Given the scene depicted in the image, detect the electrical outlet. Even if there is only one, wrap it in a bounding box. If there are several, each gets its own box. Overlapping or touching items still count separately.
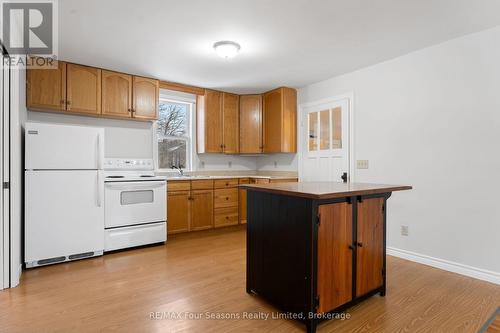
[274,161,278,168]
[401,225,409,236]
[357,160,369,169]
[228,161,232,168]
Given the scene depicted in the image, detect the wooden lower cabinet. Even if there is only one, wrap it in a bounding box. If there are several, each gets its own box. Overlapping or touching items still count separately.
[317,202,353,313]
[317,197,385,313]
[167,177,298,234]
[166,190,190,234]
[356,197,384,296]
[190,190,213,231]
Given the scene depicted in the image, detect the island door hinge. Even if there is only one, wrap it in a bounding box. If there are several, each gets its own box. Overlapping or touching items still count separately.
[315,295,320,309]
[382,268,385,276]
[316,214,321,226]
[2,182,9,189]
[382,204,385,214]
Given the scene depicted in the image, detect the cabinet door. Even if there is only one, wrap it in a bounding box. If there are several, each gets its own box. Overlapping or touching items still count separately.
[27,59,66,111]
[167,190,190,234]
[66,64,101,114]
[222,92,239,153]
[263,87,297,153]
[190,190,213,231]
[102,70,132,118]
[197,90,223,153]
[263,88,282,153]
[133,76,159,120]
[239,188,247,224]
[239,95,262,153]
[317,202,353,313]
[356,197,384,297]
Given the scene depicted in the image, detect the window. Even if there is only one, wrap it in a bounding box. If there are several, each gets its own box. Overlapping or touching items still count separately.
[156,98,193,170]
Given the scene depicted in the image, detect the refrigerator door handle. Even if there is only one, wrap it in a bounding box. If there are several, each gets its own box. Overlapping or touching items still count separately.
[96,172,102,207]
[96,134,101,169]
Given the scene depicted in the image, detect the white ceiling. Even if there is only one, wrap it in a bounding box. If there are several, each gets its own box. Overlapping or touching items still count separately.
[59,0,500,94]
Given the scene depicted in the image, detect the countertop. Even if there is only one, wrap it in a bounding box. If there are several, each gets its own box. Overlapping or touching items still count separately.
[165,175,299,181]
[240,182,412,199]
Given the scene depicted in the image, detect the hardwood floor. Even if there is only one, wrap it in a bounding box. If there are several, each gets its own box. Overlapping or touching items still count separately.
[1,226,499,333]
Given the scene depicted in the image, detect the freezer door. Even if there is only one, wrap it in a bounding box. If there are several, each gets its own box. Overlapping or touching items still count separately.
[25,122,104,170]
[25,170,104,263]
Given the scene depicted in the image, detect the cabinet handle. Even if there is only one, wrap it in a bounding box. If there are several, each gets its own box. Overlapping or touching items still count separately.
[225,216,229,220]
[348,245,355,250]
[66,101,71,105]
[60,99,65,105]
[357,242,363,247]
[225,197,229,200]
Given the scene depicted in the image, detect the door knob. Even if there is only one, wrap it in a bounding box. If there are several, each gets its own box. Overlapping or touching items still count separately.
[357,242,363,247]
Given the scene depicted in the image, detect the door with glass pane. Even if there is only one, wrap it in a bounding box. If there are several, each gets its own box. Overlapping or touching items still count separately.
[301,99,349,182]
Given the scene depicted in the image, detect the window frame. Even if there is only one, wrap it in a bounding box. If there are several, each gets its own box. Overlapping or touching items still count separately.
[154,94,196,172]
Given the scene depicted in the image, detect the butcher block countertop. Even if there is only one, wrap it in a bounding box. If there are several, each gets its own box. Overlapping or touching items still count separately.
[240,182,412,199]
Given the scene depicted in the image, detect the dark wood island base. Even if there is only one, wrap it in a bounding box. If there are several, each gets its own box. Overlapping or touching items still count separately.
[241,182,412,333]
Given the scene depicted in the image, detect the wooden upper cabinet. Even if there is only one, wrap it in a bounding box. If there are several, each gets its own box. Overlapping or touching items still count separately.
[239,95,262,154]
[222,93,239,154]
[27,59,66,111]
[263,87,297,153]
[66,64,101,115]
[197,89,223,153]
[356,197,384,297]
[102,70,132,118]
[132,76,159,120]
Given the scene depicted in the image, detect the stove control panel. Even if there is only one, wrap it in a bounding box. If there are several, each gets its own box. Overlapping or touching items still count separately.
[104,158,154,170]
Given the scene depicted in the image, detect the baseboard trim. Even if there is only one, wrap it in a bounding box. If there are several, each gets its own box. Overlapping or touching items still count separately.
[387,247,500,285]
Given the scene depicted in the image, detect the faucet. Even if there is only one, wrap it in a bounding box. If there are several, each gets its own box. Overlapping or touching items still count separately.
[171,165,184,176]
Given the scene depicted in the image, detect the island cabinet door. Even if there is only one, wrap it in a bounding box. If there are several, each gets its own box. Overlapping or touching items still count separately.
[356,197,385,297]
[317,202,353,313]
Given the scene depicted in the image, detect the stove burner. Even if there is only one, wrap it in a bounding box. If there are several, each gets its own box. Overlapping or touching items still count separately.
[140,175,154,177]
[106,175,125,178]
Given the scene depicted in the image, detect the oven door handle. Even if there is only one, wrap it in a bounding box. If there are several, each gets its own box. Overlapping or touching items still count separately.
[105,181,166,190]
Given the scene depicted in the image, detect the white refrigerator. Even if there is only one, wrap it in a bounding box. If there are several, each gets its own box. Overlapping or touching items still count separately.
[25,122,105,268]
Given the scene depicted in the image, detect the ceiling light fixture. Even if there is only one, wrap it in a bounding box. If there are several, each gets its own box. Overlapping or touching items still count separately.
[213,41,241,59]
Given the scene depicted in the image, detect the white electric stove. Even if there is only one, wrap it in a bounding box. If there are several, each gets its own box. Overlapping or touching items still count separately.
[103,158,167,251]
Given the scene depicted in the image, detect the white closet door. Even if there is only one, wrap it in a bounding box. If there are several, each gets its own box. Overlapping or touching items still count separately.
[1,53,11,289]
[301,99,350,182]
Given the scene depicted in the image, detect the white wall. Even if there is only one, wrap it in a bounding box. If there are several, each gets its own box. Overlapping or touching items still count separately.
[299,26,500,277]
[256,154,298,172]
[27,112,154,158]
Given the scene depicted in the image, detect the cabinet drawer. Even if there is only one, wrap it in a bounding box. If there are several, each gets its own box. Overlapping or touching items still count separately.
[214,207,239,227]
[191,179,214,190]
[238,178,250,184]
[250,178,270,184]
[214,188,238,208]
[214,178,239,189]
[167,180,191,192]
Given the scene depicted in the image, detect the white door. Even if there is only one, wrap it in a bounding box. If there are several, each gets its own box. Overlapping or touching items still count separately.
[25,122,104,170]
[25,170,105,265]
[1,52,10,289]
[300,98,350,182]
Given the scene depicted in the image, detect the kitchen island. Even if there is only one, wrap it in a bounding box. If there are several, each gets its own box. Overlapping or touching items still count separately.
[240,182,412,333]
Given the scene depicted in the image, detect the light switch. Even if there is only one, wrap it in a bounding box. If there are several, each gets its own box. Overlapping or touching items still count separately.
[357,160,369,169]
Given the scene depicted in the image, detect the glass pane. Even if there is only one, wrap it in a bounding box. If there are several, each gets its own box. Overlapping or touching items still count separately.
[308,112,318,151]
[319,109,330,150]
[158,139,187,169]
[157,101,188,137]
[121,190,154,205]
[332,107,342,149]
